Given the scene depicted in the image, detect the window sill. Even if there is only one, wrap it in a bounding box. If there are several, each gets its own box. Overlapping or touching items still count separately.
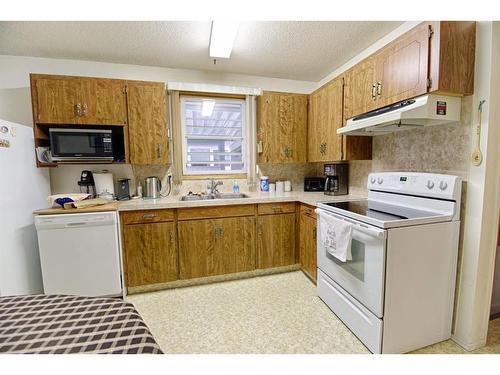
[182,173,247,181]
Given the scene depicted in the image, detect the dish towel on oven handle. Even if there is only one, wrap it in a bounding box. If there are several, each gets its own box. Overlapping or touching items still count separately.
[316,209,353,262]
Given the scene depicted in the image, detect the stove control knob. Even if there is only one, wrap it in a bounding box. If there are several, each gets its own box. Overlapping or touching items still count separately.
[439,181,448,191]
[370,177,376,184]
[426,180,435,189]
[377,177,383,185]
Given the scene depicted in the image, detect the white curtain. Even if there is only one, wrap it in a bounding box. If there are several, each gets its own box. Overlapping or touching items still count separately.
[246,95,258,189]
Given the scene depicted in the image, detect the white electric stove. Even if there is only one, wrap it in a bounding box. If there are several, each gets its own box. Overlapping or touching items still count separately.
[316,172,461,354]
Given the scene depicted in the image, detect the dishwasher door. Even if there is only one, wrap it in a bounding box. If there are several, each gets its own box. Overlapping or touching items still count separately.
[35,212,122,297]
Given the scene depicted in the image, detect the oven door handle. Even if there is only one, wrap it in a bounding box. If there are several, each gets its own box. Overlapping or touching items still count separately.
[315,209,387,240]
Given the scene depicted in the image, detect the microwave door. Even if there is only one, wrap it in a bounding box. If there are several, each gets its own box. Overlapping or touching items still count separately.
[50,129,114,161]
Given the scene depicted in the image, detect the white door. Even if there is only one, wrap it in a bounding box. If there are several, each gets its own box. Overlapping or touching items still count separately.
[316,209,387,317]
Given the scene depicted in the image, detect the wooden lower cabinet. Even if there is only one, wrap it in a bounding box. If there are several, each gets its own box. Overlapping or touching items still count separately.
[122,221,178,287]
[178,216,256,279]
[299,208,317,281]
[257,213,296,268]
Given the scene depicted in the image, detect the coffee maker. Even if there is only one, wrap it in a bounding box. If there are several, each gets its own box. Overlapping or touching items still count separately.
[324,163,348,196]
[78,170,96,198]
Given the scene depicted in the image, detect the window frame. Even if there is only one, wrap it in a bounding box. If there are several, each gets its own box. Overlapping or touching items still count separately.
[179,95,247,178]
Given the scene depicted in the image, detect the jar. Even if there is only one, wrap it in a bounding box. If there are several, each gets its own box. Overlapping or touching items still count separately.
[260,176,269,192]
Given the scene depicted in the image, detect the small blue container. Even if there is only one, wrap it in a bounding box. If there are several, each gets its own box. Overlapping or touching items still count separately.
[260,176,269,192]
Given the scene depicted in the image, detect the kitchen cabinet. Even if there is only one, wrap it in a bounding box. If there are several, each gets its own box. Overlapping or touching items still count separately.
[299,205,317,281]
[257,91,308,163]
[31,74,127,126]
[308,77,344,162]
[121,209,178,288]
[257,203,296,268]
[178,216,256,279]
[308,76,372,162]
[342,21,475,120]
[126,81,169,165]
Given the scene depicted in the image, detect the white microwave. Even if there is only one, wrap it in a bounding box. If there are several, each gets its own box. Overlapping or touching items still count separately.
[49,128,114,162]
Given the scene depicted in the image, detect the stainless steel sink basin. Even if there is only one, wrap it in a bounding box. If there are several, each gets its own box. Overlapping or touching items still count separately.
[180,193,249,201]
[215,193,249,199]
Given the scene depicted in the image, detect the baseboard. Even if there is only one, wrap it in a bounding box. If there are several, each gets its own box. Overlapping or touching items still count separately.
[451,333,487,351]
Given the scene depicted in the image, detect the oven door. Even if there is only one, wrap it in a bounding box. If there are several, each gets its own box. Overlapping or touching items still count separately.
[49,128,114,161]
[316,209,387,317]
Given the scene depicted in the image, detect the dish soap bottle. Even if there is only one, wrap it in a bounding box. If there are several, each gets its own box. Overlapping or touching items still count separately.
[232,180,240,194]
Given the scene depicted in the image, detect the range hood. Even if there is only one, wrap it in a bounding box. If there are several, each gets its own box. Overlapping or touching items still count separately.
[338,94,462,136]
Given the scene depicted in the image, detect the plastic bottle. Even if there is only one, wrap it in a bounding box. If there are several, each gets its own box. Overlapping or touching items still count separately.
[232,180,240,193]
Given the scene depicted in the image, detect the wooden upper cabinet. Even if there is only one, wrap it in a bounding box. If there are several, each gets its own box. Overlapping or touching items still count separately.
[376,22,430,107]
[31,74,127,125]
[308,77,344,162]
[342,21,475,120]
[257,91,308,163]
[127,81,169,165]
[83,78,127,125]
[343,58,378,120]
[33,75,82,124]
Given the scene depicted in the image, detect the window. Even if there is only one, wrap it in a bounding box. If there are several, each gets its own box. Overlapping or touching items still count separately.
[180,96,246,176]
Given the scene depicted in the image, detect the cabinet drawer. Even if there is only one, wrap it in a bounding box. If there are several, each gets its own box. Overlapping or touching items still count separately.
[177,204,256,220]
[258,202,296,215]
[300,204,317,219]
[121,209,174,224]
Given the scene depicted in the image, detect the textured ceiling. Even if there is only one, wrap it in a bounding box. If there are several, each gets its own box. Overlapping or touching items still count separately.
[0,21,403,81]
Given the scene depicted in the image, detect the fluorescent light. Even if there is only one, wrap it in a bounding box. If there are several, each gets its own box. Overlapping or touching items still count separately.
[202,100,216,117]
[209,21,240,58]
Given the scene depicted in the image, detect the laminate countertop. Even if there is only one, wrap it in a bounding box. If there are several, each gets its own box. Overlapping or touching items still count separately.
[34,191,365,215]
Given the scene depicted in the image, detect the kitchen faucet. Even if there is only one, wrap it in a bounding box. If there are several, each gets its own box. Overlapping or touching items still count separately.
[207,179,224,195]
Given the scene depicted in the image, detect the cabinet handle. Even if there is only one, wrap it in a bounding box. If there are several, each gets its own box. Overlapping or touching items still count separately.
[371,84,377,99]
[313,227,317,240]
[169,229,175,244]
[213,226,224,239]
[257,223,263,235]
[74,103,82,116]
[142,213,158,219]
[376,81,382,97]
[157,144,162,158]
[272,206,283,213]
[81,103,88,116]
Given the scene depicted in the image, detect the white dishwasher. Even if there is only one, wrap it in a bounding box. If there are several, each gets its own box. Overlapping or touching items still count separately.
[35,211,122,297]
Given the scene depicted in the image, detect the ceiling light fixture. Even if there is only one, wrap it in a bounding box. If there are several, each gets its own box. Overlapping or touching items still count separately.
[209,21,240,58]
[202,100,216,117]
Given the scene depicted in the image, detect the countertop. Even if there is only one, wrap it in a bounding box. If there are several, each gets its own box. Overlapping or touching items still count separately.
[34,191,365,215]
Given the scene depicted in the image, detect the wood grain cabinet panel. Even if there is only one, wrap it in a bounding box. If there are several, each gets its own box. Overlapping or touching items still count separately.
[257,213,296,269]
[34,76,82,124]
[299,207,317,281]
[376,22,430,107]
[257,91,308,163]
[127,81,169,165]
[343,58,378,120]
[83,78,127,125]
[178,217,256,279]
[122,221,178,288]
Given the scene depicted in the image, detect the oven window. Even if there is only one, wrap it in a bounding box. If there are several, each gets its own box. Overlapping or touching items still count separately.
[330,239,365,281]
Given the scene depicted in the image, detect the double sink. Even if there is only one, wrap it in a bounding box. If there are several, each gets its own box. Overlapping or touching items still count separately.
[180,193,250,201]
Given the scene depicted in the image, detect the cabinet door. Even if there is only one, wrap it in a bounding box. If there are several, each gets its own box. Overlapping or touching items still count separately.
[307,78,343,162]
[258,91,307,163]
[343,58,377,119]
[376,22,430,107]
[123,221,178,287]
[34,76,82,124]
[127,81,169,165]
[216,217,256,275]
[178,217,256,279]
[80,78,127,125]
[257,213,296,268]
[299,212,317,280]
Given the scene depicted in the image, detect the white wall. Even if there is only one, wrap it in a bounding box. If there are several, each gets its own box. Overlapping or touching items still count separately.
[452,21,500,350]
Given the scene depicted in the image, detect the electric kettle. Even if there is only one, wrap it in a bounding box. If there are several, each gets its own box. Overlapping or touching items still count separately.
[144,176,162,199]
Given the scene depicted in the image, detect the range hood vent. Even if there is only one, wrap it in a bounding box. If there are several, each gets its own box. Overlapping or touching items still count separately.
[338,94,461,136]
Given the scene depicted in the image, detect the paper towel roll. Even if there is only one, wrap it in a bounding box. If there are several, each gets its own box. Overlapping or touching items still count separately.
[94,172,115,200]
